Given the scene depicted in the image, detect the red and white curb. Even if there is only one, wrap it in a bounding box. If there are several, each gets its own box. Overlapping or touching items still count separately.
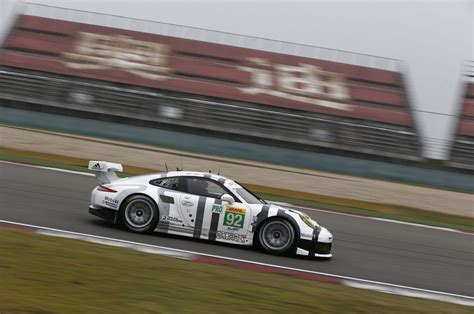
[1,220,473,307]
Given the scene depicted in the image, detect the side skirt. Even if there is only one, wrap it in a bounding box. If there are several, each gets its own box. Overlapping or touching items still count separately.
[155,223,253,246]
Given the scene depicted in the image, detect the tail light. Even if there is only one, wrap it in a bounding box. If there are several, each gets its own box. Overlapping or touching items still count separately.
[97,185,117,193]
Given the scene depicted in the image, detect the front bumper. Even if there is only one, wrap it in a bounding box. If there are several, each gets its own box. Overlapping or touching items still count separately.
[89,205,118,224]
[296,227,333,258]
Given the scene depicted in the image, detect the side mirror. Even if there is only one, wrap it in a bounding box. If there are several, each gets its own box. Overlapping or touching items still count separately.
[221,194,235,204]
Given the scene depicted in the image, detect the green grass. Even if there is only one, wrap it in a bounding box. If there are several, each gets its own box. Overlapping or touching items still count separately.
[1,148,473,232]
[0,228,471,313]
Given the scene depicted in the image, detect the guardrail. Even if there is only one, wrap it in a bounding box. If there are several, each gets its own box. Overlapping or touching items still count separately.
[0,68,420,161]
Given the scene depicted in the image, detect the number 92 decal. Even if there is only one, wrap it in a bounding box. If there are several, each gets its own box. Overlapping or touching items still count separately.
[223,207,246,228]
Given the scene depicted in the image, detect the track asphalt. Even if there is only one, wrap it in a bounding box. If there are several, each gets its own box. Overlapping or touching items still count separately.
[1,162,472,296]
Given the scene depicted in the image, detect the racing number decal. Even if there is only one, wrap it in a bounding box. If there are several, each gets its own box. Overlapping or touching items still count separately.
[223,207,246,228]
[224,213,243,227]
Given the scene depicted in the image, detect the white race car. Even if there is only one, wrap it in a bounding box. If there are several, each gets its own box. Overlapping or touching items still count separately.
[88,161,333,257]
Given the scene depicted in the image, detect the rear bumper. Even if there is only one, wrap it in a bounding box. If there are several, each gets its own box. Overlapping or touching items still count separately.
[89,205,118,224]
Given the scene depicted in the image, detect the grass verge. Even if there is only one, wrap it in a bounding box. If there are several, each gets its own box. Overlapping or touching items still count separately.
[1,148,473,232]
[0,227,471,313]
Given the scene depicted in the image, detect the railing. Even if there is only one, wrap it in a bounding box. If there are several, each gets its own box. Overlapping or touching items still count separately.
[0,68,420,160]
[15,2,401,71]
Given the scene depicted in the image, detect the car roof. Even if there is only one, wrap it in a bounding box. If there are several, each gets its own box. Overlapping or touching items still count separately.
[128,171,231,182]
[164,171,231,182]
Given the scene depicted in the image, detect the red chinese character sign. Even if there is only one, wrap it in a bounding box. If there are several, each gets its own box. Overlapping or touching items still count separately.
[0,15,413,126]
[62,32,170,81]
[239,58,351,111]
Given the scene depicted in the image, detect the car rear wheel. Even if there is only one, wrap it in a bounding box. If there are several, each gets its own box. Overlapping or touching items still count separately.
[121,195,159,233]
[258,218,295,255]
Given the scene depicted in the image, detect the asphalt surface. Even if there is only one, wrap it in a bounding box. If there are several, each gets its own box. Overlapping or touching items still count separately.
[1,162,472,296]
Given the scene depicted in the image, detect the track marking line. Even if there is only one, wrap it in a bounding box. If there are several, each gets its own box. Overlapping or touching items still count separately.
[2,160,472,235]
[0,160,94,177]
[271,202,473,235]
[0,219,473,306]
[344,281,474,307]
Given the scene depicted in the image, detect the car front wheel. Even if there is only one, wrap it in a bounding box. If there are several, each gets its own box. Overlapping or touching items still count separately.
[258,218,295,255]
[121,195,159,233]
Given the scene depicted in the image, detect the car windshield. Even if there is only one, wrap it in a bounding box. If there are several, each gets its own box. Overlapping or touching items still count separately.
[235,185,266,204]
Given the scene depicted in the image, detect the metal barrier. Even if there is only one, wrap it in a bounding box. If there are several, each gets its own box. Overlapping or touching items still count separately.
[0,68,420,160]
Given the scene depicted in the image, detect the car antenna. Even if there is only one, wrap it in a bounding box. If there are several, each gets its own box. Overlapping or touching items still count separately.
[209,169,212,173]
[179,144,184,171]
[217,166,220,175]
[165,163,169,172]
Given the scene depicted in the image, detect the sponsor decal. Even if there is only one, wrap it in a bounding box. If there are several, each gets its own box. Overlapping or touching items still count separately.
[226,207,246,214]
[62,32,170,81]
[91,162,102,170]
[223,207,246,229]
[250,215,258,228]
[216,231,246,244]
[103,196,118,209]
[225,226,240,232]
[227,181,241,188]
[212,204,223,214]
[161,215,182,223]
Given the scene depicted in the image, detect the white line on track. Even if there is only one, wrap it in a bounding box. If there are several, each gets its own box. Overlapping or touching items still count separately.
[273,202,471,234]
[1,160,472,235]
[0,160,94,176]
[0,219,472,306]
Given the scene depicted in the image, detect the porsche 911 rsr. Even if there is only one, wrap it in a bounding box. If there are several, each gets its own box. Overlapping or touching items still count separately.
[88,161,333,257]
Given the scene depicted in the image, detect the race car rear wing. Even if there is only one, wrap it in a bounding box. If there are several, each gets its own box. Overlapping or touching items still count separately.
[88,161,123,184]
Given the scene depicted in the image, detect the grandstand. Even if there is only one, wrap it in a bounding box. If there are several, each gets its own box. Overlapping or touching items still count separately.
[0,4,421,161]
[449,61,474,170]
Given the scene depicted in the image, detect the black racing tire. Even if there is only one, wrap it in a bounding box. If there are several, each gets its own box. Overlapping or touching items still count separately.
[257,218,296,255]
[120,195,159,233]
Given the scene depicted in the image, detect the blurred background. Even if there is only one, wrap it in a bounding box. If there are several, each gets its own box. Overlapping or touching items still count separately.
[0,0,473,312]
[0,0,473,180]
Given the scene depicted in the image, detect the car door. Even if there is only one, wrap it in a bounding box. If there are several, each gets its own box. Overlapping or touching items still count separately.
[151,177,188,233]
[178,177,251,243]
[177,177,220,238]
[215,199,252,244]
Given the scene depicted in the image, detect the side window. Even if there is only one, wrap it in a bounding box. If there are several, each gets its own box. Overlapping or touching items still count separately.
[185,178,227,199]
[152,177,180,191]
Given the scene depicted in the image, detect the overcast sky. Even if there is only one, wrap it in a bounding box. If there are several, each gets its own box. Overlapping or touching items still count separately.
[1,0,472,159]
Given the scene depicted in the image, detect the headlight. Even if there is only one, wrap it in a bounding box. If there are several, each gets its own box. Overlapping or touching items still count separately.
[298,212,318,229]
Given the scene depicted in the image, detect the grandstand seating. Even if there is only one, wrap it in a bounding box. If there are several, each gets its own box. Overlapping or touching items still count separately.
[0,11,421,161]
[450,62,474,169]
